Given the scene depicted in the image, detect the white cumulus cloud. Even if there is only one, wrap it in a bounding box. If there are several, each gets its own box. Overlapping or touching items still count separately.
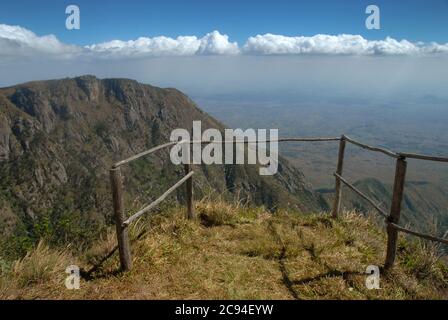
[197,31,240,55]
[0,25,239,61]
[0,24,81,59]
[0,23,447,62]
[86,35,199,57]
[86,30,239,58]
[243,33,448,56]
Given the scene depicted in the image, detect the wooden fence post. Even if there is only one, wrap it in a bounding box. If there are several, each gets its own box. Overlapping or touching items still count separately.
[110,167,132,271]
[384,156,407,270]
[184,163,194,219]
[332,136,346,218]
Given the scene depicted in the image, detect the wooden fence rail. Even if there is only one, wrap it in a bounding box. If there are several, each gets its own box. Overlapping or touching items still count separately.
[343,135,399,159]
[333,173,388,219]
[389,223,448,245]
[110,135,448,272]
[398,152,448,163]
[122,171,195,227]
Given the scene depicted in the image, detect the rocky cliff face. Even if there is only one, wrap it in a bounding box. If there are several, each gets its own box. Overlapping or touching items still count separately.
[0,76,327,254]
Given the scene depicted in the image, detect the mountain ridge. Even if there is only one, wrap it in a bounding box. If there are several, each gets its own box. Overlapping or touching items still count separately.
[0,75,327,257]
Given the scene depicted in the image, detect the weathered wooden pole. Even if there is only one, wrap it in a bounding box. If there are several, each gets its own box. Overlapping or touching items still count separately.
[184,163,194,220]
[384,156,407,270]
[332,136,346,218]
[110,167,132,271]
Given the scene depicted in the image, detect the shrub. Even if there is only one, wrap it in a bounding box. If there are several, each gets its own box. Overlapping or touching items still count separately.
[196,200,239,227]
[10,241,72,288]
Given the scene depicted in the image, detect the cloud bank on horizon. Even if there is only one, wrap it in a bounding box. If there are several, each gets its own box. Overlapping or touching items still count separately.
[1,23,447,100]
[1,23,448,61]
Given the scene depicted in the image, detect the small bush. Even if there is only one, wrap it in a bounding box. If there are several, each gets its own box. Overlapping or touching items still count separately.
[400,239,447,283]
[9,241,72,288]
[196,200,240,227]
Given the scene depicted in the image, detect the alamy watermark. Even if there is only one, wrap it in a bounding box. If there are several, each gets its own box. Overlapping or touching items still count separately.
[65,265,80,290]
[169,121,279,176]
[66,5,80,30]
[365,265,381,290]
[365,5,380,30]
[64,4,379,31]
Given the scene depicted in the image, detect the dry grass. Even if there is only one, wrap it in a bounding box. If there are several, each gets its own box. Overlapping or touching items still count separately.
[1,201,447,300]
[0,241,77,299]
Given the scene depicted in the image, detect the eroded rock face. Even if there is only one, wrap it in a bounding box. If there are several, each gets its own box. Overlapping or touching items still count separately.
[105,136,120,152]
[75,75,100,102]
[10,88,56,133]
[11,118,40,151]
[0,114,11,161]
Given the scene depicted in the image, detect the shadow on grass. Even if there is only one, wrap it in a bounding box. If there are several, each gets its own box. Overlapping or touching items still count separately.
[269,220,365,299]
[278,246,365,300]
[81,229,148,281]
[80,245,121,281]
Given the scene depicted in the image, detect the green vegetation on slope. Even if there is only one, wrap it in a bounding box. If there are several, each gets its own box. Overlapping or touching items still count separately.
[0,76,326,258]
[1,200,447,300]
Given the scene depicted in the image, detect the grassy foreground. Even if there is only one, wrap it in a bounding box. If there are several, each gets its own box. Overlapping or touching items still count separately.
[1,200,447,299]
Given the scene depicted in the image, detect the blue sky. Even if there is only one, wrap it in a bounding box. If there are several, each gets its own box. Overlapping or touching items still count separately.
[0,0,448,45]
[0,0,447,99]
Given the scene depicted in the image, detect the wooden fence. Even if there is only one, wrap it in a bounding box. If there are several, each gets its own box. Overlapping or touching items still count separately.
[110,136,448,272]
